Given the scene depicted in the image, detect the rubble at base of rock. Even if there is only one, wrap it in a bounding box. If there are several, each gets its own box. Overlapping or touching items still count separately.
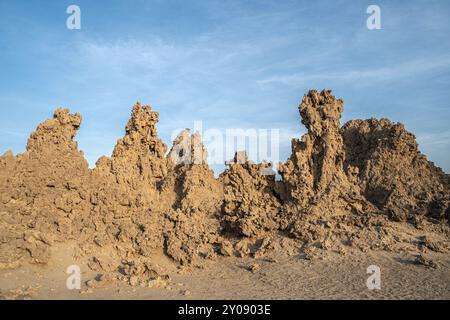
[0,90,449,286]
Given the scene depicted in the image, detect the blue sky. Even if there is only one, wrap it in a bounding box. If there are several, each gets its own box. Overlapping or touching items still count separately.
[0,0,449,174]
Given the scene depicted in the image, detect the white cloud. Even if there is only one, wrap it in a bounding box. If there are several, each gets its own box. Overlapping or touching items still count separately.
[257,56,450,86]
[417,130,450,147]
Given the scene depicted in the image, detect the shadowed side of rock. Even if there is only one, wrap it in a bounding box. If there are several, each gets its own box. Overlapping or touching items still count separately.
[342,118,449,224]
[161,129,224,266]
[276,90,372,243]
[220,152,281,238]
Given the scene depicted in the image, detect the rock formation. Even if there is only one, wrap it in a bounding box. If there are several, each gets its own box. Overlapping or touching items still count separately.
[0,90,448,283]
[161,129,223,266]
[220,152,281,238]
[0,109,89,268]
[342,118,449,223]
[277,90,372,243]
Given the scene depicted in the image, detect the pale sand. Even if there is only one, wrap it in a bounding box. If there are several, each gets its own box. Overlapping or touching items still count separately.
[1,243,448,300]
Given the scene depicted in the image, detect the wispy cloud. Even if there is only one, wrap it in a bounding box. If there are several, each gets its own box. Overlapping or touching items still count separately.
[416,130,450,172]
[0,130,27,138]
[257,56,450,86]
[417,130,450,147]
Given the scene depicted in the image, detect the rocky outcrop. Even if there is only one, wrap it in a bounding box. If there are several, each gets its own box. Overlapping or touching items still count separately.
[162,129,223,265]
[342,118,449,223]
[220,152,281,237]
[277,90,371,242]
[85,103,171,273]
[0,90,448,279]
[0,109,90,268]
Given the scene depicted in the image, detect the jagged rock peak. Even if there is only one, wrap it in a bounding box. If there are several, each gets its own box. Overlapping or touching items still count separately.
[300,89,343,137]
[26,108,82,152]
[168,129,208,166]
[112,102,167,159]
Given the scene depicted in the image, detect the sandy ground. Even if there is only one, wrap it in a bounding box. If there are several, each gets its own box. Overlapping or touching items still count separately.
[0,242,449,300]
